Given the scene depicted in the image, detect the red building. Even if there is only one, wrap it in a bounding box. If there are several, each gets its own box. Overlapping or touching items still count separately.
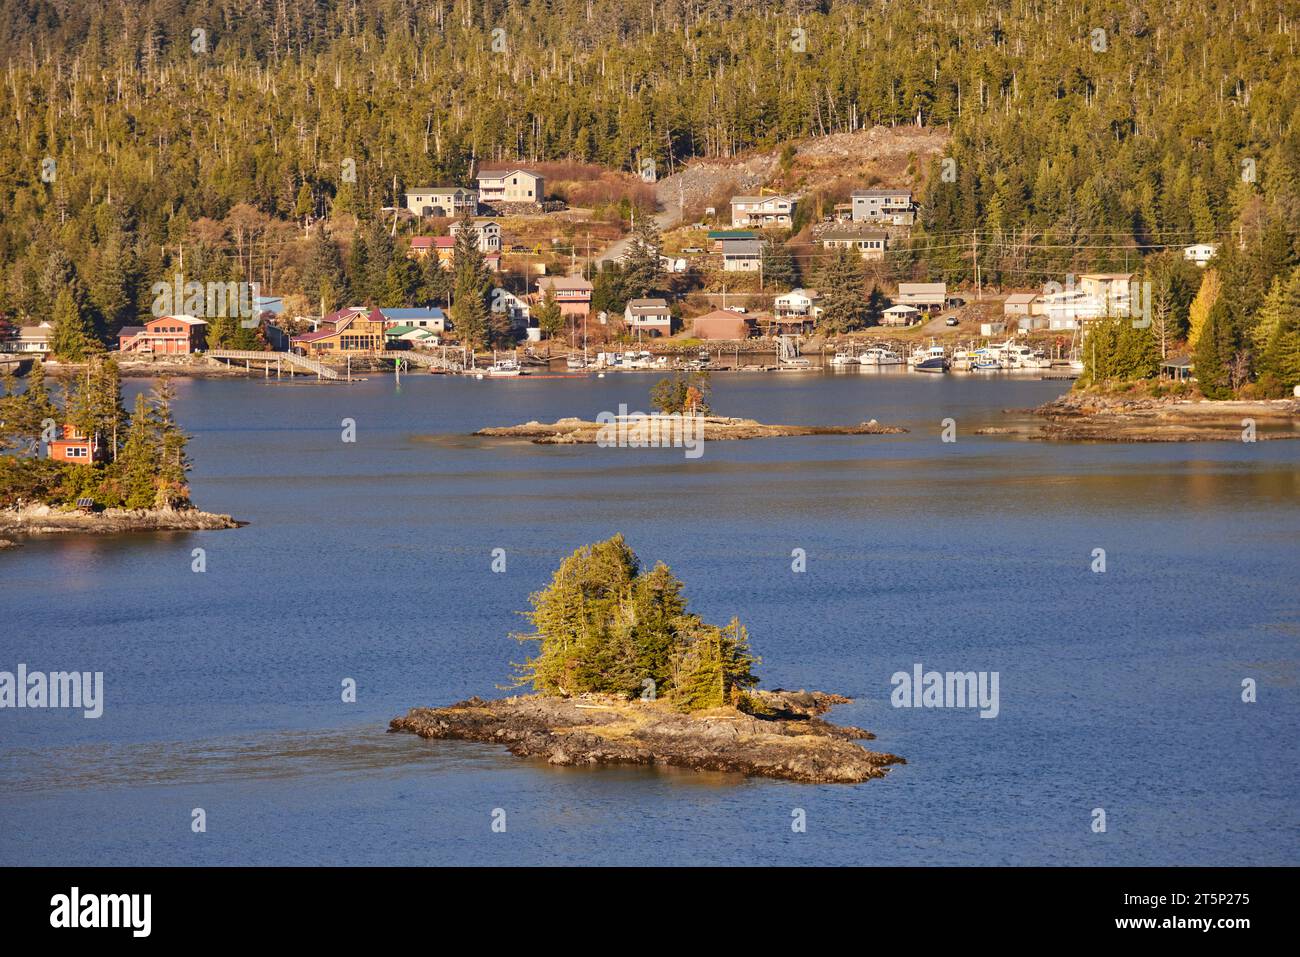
[119,315,208,354]
[47,424,105,464]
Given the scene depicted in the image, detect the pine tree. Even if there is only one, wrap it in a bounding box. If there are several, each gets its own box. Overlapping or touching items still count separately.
[622,215,663,297]
[535,287,564,339]
[301,228,346,313]
[50,287,99,360]
[449,215,491,349]
[149,379,190,507]
[816,249,869,333]
[1193,301,1234,399]
[118,392,159,509]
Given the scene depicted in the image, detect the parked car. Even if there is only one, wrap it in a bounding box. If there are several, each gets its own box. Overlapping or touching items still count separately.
[726,306,747,314]
[945,316,959,327]
[682,247,703,254]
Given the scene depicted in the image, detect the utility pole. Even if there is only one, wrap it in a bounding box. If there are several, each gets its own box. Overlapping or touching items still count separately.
[972,229,981,300]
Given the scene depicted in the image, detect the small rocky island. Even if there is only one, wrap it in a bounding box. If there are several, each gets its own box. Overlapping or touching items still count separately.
[1024,391,1300,442]
[476,415,906,444]
[391,535,904,784]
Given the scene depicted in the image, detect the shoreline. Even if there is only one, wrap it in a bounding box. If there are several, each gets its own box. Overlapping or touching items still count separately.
[390,690,905,784]
[0,505,243,549]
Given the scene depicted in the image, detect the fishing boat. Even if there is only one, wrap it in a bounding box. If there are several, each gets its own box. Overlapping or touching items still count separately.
[485,357,524,377]
[829,350,859,367]
[859,346,904,366]
[910,343,950,372]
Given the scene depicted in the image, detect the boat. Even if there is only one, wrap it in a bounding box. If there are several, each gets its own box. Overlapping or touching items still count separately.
[566,355,589,370]
[829,350,859,367]
[971,356,1003,371]
[485,357,524,377]
[858,346,904,366]
[910,344,950,372]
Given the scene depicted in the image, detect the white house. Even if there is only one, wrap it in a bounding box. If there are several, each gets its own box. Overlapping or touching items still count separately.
[491,288,531,333]
[1183,243,1219,267]
[449,219,503,254]
[730,195,796,229]
[774,289,823,318]
[881,304,920,326]
[2,321,53,353]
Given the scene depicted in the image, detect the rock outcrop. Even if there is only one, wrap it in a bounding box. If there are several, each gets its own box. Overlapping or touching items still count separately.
[390,690,905,784]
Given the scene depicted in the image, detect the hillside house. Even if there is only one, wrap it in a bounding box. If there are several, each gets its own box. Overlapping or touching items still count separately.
[405,187,479,218]
[721,239,763,272]
[1183,243,1219,268]
[535,275,593,319]
[774,288,823,319]
[821,229,887,261]
[477,169,544,205]
[730,195,796,229]
[896,282,946,312]
[624,299,673,338]
[449,219,503,254]
[851,188,916,225]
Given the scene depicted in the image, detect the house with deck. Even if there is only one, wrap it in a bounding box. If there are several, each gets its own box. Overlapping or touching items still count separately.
[118,315,208,354]
[449,219,503,254]
[774,288,823,319]
[405,187,479,219]
[476,168,545,206]
[290,307,385,354]
[2,321,53,353]
[851,188,916,225]
[896,282,946,313]
[730,195,796,229]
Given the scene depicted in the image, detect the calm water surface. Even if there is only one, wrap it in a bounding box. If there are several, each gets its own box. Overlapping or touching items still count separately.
[2,370,1297,865]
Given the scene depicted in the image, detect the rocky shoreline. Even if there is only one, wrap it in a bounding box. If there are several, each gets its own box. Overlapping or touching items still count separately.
[0,505,243,548]
[981,393,1300,442]
[475,415,907,444]
[389,689,905,784]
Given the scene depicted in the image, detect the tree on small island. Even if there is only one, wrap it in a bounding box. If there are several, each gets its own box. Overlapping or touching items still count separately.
[0,357,191,510]
[510,535,759,712]
[649,369,711,415]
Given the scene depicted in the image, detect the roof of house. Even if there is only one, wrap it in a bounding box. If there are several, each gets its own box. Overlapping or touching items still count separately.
[707,230,757,240]
[627,298,669,310]
[731,195,793,204]
[410,236,435,249]
[152,314,208,326]
[721,240,763,256]
[384,325,418,336]
[18,325,52,338]
[1079,273,1133,281]
[898,282,946,295]
[291,328,338,343]
[884,304,920,313]
[118,326,146,337]
[693,309,754,322]
[537,276,593,291]
[1005,293,1039,304]
[406,186,475,194]
[822,229,887,242]
[477,168,541,178]
[379,307,445,321]
[777,288,820,300]
[433,236,456,248]
[852,188,912,198]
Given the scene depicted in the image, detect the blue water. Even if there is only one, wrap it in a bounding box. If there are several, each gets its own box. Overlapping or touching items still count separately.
[2,371,1297,865]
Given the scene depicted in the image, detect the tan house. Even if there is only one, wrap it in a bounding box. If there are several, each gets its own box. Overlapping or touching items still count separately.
[3,321,53,353]
[896,282,946,312]
[730,195,796,229]
[405,187,479,218]
[821,229,887,261]
[1003,293,1039,317]
[692,310,753,340]
[477,168,545,205]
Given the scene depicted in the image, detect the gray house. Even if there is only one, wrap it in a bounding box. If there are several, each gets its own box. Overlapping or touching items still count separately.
[851,188,916,225]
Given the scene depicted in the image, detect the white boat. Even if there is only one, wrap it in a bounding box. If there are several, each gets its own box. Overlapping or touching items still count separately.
[858,346,904,366]
[566,355,588,370]
[829,351,859,367]
[485,357,523,377]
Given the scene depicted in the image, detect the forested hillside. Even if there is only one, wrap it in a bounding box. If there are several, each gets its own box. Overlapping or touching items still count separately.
[1,0,1298,392]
